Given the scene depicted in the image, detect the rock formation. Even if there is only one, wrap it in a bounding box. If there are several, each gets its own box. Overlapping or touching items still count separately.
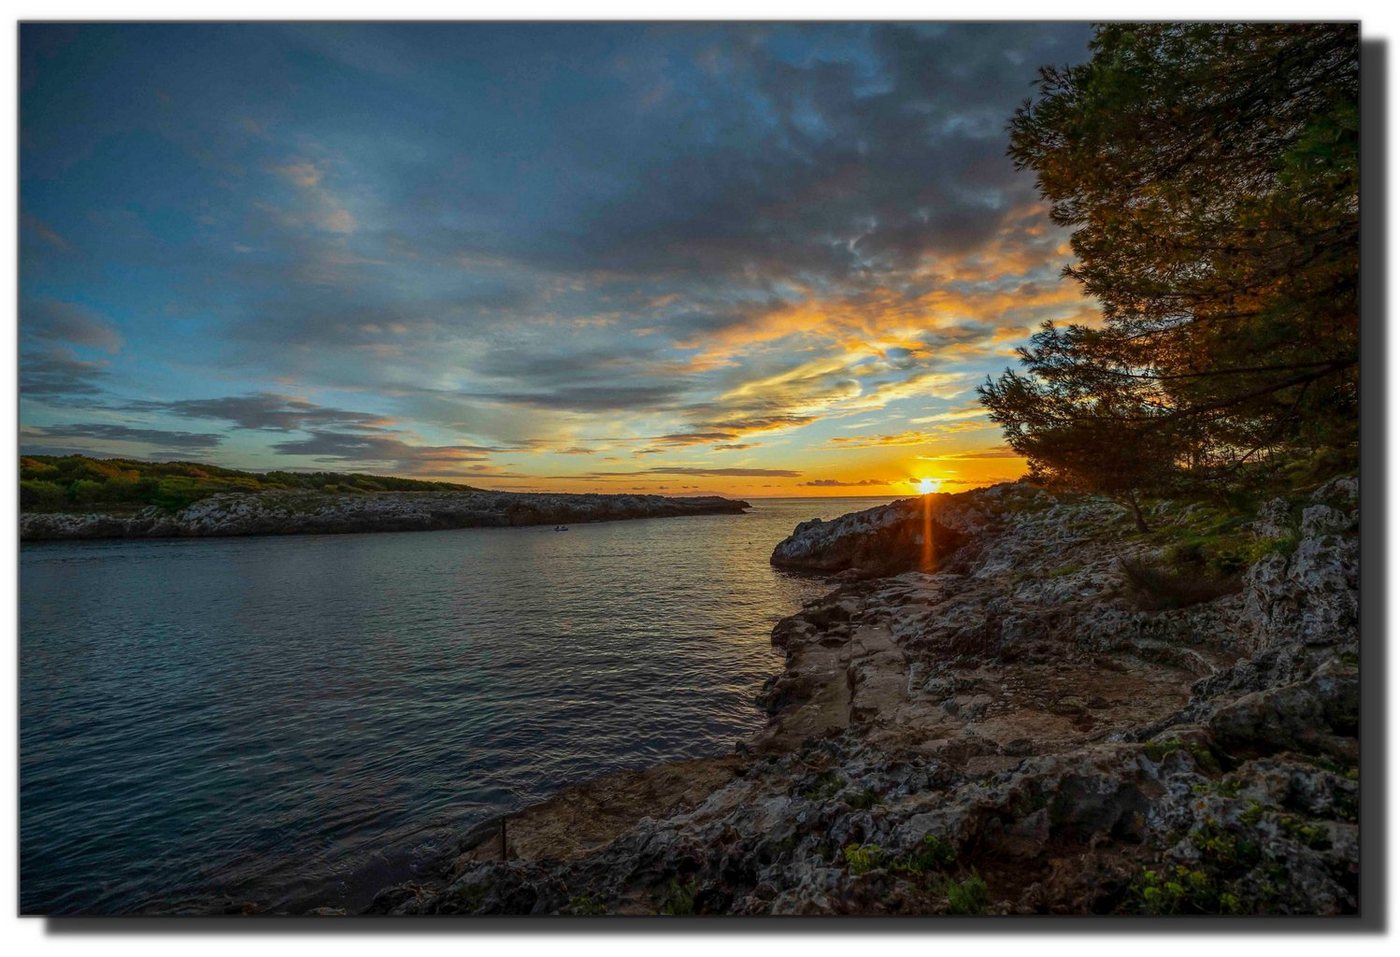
[20,490,749,541]
[365,477,1359,915]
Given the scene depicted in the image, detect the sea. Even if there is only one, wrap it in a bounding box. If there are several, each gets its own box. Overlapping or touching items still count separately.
[19,496,891,914]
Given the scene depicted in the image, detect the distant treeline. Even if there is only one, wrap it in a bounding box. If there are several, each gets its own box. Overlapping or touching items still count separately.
[19,455,479,513]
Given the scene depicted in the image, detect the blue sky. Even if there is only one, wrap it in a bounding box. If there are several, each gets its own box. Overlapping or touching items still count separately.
[20,22,1096,496]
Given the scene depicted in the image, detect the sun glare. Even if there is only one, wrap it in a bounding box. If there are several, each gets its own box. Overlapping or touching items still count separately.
[917,477,940,495]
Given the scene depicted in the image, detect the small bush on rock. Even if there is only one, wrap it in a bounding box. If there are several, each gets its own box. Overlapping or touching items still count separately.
[944,872,990,915]
[1119,557,1243,611]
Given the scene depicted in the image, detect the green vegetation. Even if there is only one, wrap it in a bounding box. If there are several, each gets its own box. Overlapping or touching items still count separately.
[980,25,1358,524]
[1132,864,1246,916]
[892,834,959,876]
[801,771,846,802]
[1142,739,1221,773]
[845,787,881,810]
[564,894,608,916]
[943,872,990,915]
[19,455,478,514]
[842,843,885,875]
[657,879,698,916]
[1119,558,1242,612]
[1118,498,1311,610]
[1130,818,1268,914]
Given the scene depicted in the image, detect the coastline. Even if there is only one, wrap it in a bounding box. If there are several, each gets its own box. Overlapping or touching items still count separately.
[356,478,1360,916]
[19,489,750,542]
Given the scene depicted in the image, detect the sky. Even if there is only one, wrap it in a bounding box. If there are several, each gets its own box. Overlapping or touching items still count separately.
[19,22,1098,499]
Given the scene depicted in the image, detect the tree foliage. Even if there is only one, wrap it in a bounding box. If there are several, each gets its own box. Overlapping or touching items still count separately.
[980,23,1359,520]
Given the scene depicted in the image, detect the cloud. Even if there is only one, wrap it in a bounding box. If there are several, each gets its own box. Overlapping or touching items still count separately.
[800,478,888,487]
[826,430,933,449]
[917,447,1022,461]
[21,423,223,454]
[22,299,124,353]
[580,466,801,478]
[151,392,397,432]
[18,23,1094,479]
[20,349,111,397]
[269,429,502,474]
[22,213,72,252]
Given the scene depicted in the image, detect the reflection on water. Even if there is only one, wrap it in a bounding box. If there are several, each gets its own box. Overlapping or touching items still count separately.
[20,497,891,914]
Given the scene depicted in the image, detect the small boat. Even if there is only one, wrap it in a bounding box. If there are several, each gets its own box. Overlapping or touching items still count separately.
[554,525,569,531]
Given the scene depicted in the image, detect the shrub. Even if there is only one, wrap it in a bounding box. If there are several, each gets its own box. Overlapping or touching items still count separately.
[68,479,106,505]
[893,834,958,875]
[20,479,67,510]
[944,872,990,915]
[657,879,698,915]
[564,894,607,916]
[1119,557,1243,611]
[843,843,885,875]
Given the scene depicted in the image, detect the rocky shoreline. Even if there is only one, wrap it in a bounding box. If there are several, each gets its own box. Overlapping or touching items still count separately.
[359,477,1359,916]
[19,490,750,541]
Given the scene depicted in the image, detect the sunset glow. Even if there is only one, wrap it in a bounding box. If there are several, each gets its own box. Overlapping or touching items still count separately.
[18,23,1076,498]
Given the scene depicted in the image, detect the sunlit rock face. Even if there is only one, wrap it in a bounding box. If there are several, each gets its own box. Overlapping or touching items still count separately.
[19,491,750,541]
[365,477,1359,917]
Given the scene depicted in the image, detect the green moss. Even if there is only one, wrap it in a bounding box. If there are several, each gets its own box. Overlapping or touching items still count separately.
[1143,739,1221,773]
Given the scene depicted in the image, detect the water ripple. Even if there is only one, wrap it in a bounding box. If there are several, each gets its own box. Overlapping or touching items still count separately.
[20,497,889,914]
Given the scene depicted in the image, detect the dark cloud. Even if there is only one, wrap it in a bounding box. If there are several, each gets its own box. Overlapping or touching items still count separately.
[800,478,888,487]
[581,466,801,478]
[469,383,690,413]
[21,423,223,453]
[22,299,123,353]
[269,429,499,474]
[151,392,397,432]
[20,350,111,397]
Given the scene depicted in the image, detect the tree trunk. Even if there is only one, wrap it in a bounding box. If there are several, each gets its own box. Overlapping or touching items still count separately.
[1127,491,1151,533]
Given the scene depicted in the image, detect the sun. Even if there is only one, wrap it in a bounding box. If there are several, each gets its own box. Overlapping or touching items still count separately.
[917,477,941,495]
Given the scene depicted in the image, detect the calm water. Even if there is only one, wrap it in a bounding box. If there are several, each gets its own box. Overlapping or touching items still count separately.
[20,497,888,914]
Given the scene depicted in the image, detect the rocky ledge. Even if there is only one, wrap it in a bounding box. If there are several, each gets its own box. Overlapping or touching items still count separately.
[364,477,1359,916]
[20,490,749,541]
